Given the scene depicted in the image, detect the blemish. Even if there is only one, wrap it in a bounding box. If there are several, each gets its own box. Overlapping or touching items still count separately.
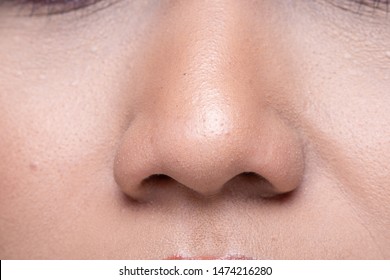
[90,46,98,53]
[29,162,38,172]
[385,51,390,59]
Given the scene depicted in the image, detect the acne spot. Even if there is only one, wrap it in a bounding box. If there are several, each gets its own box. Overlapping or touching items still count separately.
[29,162,38,172]
[385,51,390,59]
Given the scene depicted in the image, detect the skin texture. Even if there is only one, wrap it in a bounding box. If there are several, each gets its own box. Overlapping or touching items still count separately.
[0,0,389,259]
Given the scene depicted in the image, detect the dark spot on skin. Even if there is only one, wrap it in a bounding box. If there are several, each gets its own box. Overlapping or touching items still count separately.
[183,73,187,76]
[29,162,38,171]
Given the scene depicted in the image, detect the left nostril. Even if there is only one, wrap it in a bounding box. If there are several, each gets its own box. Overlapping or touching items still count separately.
[142,174,174,187]
[241,171,260,177]
[124,174,175,202]
[225,172,285,199]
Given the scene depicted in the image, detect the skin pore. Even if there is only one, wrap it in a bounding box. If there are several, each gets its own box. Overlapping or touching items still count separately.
[0,0,389,259]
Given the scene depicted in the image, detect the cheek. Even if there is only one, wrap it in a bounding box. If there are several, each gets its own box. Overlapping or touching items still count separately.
[292,31,390,244]
[307,77,390,215]
[0,80,113,175]
[0,8,154,256]
[0,51,122,249]
[274,7,390,251]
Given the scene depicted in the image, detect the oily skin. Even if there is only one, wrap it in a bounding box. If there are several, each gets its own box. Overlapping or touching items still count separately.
[0,0,389,259]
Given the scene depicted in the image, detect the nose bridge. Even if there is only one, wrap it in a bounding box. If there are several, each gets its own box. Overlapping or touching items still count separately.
[149,0,251,97]
[164,0,240,67]
[149,0,254,175]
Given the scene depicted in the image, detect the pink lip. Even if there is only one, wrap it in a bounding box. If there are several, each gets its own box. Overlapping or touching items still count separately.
[165,254,252,260]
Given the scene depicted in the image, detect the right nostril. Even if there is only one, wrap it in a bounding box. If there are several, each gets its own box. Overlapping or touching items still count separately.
[142,174,173,185]
[241,172,262,178]
[135,174,175,200]
[239,172,268,184]
[226,172,282,198]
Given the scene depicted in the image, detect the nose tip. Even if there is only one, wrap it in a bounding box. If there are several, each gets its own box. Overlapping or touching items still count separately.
[162,97,245,196]
[114,106,304,201]
[155,129,247,197]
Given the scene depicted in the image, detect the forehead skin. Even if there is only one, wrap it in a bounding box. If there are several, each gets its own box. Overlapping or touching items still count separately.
[0,0,389,259]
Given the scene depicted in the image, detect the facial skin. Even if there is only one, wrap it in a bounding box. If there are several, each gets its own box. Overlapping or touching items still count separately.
[0,0,389,259]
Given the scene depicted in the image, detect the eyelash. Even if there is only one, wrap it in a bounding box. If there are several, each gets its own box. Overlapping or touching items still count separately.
[3,0,104,16]
[3,0,390,16]
[334,0,390,14]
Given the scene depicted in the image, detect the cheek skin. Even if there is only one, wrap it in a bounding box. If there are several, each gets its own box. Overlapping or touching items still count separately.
[287,7,390,251]
[0,0,389,259]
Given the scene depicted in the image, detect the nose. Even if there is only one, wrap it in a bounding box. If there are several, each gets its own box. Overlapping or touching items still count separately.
[114,1,304,200]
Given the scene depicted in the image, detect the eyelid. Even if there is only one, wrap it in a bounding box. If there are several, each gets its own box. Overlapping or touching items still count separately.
[4,0,390,18]
[3,0,116,16]
[326,0,390,15]
[350,0,390,12]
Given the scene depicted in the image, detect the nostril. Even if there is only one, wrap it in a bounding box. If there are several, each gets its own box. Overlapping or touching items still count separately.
[226,172,283,199]
[142,174,173,185]
[239,172,268,184]
[128,174,175,201]
[241,171,262,178]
